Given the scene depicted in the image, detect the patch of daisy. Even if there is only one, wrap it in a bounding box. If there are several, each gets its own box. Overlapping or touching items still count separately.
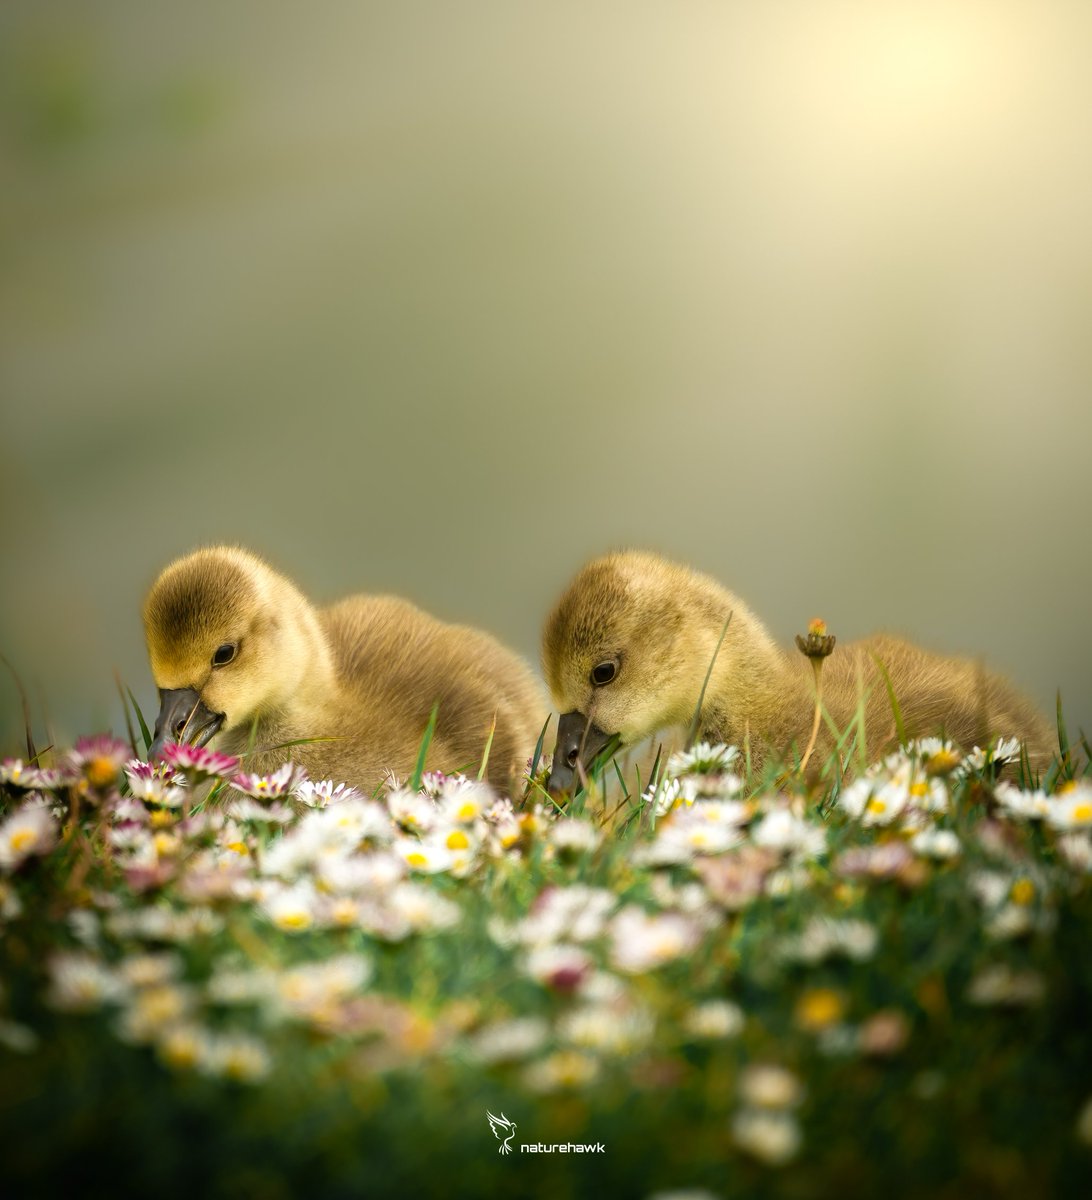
[1056,832,1092,873]
[751,808,827,859]
[521,1049,600,1092]
[387,787,440,833]
[500,885,618,947]
[993,782,1052,821]
[116,982,196,1044]
[106,905,223,943]
[125,760,187,807]
[777,917,878,964]
[731,1109,801,1165]
[231,763,307,799]
[159,743,240,778]
[683,999,745,1040]
[198,1031,273,1083]
[274,954,373,1022]
[557,1002,654,1055]
[609,906,703,974]
[46,953,128,1011]
[549,818,602,854]
[909,828,962,860]
[293,779,363,808]
[0,799,59,871]
[666,742,741,777]
[437,778,495,825]
[466,1017,550,1064]
[958,736,1024,776]
[1044,781,1092,831]
[524,944,595,993]
[966,964,1045,1006]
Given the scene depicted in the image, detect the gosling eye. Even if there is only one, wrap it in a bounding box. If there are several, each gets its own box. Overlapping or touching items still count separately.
[590,660,617,687]
[211,643,237,668]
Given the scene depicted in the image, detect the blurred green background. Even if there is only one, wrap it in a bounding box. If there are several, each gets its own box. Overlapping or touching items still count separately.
[1,1,1090,750]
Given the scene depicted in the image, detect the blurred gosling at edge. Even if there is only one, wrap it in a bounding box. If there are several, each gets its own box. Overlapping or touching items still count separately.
[143,547,547,794]
[542,550,1055,792]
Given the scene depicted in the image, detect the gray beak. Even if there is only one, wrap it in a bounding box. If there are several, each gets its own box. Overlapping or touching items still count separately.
[148,687,225,761]
[546,710,616,795]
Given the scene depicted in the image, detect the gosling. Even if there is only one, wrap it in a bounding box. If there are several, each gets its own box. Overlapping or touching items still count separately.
[143,547,547,794]
[542,550,1054,791]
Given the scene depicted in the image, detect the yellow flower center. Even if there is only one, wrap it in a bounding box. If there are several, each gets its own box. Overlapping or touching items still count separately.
[446,830,470,850]
[161,1038,200,1070]
[405,851,429,868]
[1010,878,1036,905]
[153,833,179,856]
[9,829,37,853]
[867,799,887,814]
[456,803,478,821]
[909,781,928,798]
[86,757,118,789]
[1071,803,1092,823]
[796,988,845,1030]
[226,841,249,856]
[275,911,312,930]
[149,810,174,829]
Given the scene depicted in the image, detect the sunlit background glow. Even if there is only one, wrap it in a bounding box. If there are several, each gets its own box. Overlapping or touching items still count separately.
[1,0,1089,746]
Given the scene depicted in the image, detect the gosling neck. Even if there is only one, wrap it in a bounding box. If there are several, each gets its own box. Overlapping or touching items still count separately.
[696,593,803,750]
[253,568,339,735]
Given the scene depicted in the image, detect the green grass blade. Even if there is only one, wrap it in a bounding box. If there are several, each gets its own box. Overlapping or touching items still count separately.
[126,687,153,756]
[868,652,906,745]
[529,715,550,781]
[410,703,440,791]
[685,612,732,748]
[476,714,497,782]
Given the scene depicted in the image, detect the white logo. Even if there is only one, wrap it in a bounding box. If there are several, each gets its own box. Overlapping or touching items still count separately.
[487,1111,518,1155]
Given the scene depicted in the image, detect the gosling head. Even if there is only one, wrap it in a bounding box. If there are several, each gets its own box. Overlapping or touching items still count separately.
[142,547,309,760]
[541,551,724,793]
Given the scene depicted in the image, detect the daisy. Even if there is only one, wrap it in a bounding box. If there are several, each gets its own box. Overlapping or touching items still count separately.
[0,796,58,873]
[666,742,740,777]
[66,735,132,791]
[751,809,826,859]
[993,783,1051,821]
[521,1050,600,1093]
[549,819,602,854]
[261,882,320,932]
[385,882,461,934]
[683,999,745,1039]
[467,1017,550,1064]
[46,953,127,1011]
[609,907,703,974]
[524,944,595,993]
[731,1109,801,1165]
[0,801,59,871]
[293,779,363,808]
[909,828,962,860]
[387,787,440,833]
[1044,782,1092,831]
[739,1063,804,1109]
[201,1032,272,1083]
[395,837,455,874]
[159,743,240,778]
[231,762,307,799]
[558,1003,654,1054]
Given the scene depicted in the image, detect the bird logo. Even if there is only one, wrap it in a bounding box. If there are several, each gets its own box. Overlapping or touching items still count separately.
[487,1110,517,1154]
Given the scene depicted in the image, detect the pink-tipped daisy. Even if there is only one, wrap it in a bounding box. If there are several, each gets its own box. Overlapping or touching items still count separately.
[159,743,240,778]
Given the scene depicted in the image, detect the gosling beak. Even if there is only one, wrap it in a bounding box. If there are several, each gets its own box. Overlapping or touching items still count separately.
[148,687,225,761]
[546,710,616,795]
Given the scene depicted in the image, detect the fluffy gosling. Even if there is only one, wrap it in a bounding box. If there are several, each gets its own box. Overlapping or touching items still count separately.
[143,547,547,794]
[541,550,1054,792]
